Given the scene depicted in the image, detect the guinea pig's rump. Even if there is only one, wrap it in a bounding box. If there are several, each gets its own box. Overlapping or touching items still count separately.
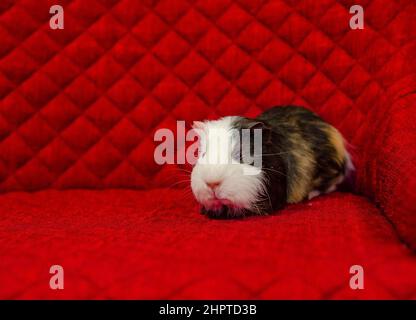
[257,106,353,205]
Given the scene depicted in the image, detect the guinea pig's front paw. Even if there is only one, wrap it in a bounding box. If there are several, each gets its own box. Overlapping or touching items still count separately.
[208,207,229,219]
[200,205,227,219]
[201,205,245,219]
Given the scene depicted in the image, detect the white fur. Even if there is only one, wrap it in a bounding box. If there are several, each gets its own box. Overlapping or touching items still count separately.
[345,151,355,176]
[308,190,320,200]
[190,117,265,213]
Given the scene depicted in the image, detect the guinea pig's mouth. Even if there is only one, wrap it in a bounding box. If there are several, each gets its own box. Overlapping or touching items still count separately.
[211,197,232,207]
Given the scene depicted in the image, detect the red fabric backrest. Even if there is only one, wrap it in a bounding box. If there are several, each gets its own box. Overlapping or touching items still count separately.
[0,0,415,192]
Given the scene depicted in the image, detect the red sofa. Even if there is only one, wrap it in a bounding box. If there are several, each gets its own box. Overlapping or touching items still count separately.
[1,0,415,299]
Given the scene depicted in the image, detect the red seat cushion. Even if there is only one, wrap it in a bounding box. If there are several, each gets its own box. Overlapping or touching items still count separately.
[1,189,415,299]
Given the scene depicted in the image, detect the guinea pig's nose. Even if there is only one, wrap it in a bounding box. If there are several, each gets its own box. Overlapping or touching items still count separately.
[206,181,221,190]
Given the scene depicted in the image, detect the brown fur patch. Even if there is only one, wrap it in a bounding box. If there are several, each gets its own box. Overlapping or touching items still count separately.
[286,133,315,203]
[324,125,346,165]
[287,125,348,203]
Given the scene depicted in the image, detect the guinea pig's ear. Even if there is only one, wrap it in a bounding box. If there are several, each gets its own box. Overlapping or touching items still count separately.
[246,121,269,130]
[247,121,273,144]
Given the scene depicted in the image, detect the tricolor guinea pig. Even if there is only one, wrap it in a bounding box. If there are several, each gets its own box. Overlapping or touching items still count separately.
[190,106,354,219]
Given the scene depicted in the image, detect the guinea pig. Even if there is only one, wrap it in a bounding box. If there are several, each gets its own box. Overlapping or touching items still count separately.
[190,105,354,219]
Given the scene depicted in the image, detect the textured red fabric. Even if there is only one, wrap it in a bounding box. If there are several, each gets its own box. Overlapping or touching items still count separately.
[0,0,416,298]
[0,189,415,299]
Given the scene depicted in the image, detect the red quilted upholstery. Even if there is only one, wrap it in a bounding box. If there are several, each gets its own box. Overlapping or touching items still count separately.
[1,0,416,299]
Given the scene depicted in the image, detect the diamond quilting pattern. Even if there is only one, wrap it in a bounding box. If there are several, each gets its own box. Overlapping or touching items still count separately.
[0,0,415,193]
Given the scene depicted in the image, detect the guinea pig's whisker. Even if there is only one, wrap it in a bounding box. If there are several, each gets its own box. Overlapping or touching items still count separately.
[234,207,246,218]
[261,151,291,156]
[261,188,273,210]
[180,194,194,202]
[261,167,288,177]
[167,179,191,189]
[176,168,193,174]
[252,203,263,216]
[176,171,191,177]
